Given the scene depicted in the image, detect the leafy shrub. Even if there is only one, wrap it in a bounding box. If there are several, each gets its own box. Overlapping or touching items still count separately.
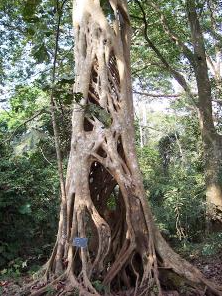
[137,112,206,243]
[0,85,63,270]
[0,149,59,269]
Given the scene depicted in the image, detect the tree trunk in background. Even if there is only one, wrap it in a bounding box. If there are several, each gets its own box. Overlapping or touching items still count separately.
[186,0,222,229]
[31,1,222,295]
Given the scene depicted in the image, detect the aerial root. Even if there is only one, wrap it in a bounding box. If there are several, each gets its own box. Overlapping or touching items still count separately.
[21,271,99,296]
[103,239,135,286]
[45,239,58,280]
[30,273,65,296]
[68,271,99,296]
[19,254,222,296]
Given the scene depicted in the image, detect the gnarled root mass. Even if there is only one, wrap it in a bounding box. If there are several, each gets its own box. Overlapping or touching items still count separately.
[21,1,222,295]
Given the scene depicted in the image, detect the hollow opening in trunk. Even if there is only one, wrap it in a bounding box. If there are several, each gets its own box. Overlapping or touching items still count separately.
[85,209,99,260]
[97,146,107,158]
[117,135,131,174]
[108,51,120,103]
[73,247,82,276]
[88,161,126,262]
[109,52,120,87]
[84,117,94,131]
[89,161,117,212]
[132,252,144,279]
[88,90,100,105]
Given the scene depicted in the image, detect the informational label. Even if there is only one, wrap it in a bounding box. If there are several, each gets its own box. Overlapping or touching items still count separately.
[73,237,88,248]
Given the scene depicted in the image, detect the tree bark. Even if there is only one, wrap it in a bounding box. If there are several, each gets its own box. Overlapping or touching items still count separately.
[186,0,222,228]
[136,0,222,228]
[28,1,222,295]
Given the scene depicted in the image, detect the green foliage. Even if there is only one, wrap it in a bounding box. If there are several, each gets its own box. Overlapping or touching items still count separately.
[0,257,28,279]
[85,104,112,128]
[72,288,79,296]
[18,203,32,215]
[0,0,73,90]
[150,284,159,295]
[22,0,42,22]
[92,280,110,294]
[0,85,60,271]
[137,110,206,243]
[13,128,46,156]
[92,280,104,293]
[177,233,222,258]
[46,286,56,295]
[32,43,50,63]
[73,92,84,104]
[0,150,59,269]
[100,0,115,21]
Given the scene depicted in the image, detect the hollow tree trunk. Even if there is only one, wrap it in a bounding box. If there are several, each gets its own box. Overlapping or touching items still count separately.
[186,0,222,229]
[32,1,222,295]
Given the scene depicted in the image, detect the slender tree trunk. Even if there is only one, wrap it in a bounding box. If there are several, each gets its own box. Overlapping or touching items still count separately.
[136,0,222,228]
[186,0,222,229]
[28,1,222,295]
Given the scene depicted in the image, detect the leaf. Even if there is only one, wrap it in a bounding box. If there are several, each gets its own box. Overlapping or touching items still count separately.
[0,246,5,254]
[58,75,75,85]
[73,92,84,103]
[86,104,112,127]
[26,27,35,37]
[13,128,46,155]
[22,0,42,22]
[100,0,115,21]
[33,44,50,63]
[1,269,7,275]
[43,30,52,37]
[92,280,104,293]
[3,252,15,260]
[0,257,6,267]
[18,203,32,215]
[22,261,28,268]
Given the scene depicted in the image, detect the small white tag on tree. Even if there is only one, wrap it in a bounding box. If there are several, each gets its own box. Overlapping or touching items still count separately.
[73,237,88,248]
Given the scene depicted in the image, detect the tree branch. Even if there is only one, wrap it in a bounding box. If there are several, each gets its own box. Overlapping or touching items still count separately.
[147,1,196,66]
[129,14,143,21]
[134,90,222,106]
[133,91,182,98]
[135,0,197,106]
[8,109,45,142]
[207,0,221,79]
[131,63,164,75]
[49,0,68,246]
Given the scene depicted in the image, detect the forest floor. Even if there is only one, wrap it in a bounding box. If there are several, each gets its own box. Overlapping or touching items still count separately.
[0,251,222,295]
[190,250,222,285]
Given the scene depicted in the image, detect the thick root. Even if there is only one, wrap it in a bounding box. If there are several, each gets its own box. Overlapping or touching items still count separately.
[22,0,222,295]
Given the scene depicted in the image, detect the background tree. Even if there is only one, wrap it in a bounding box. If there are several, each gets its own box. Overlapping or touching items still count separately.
[130,0,222,228]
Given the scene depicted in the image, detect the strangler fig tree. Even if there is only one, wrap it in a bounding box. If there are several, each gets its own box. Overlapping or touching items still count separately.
[29,1,222,295]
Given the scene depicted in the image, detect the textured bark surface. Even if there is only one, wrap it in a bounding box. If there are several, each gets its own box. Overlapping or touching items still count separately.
[186,0,222,228]
[26,1,222,295]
